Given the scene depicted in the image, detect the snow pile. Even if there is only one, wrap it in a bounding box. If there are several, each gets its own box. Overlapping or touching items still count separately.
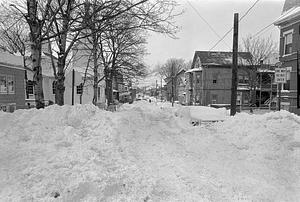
[186,106,227,121]
[0,102,299,201]
[190,111,300,201]
[0,105,128,201]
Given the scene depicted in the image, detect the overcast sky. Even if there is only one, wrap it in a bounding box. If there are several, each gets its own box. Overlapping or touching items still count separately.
[144,0,285,68]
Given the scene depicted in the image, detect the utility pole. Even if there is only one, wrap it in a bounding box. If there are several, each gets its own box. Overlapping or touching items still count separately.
[155,80,158,100]
[259,71,262,109]
[230,13,239,116]
[269,74,273,110]
[277,83,281,111]
[171,65,174,107]
[161,76,163,101]
[297,50,300,108]
[72,69,75,105]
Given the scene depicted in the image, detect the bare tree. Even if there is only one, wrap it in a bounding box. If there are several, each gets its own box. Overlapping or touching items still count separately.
[76,0,180,106]
[3,0,180,107]
[240,35,277,105]
[157,58,186,79]
[2,0,59,109]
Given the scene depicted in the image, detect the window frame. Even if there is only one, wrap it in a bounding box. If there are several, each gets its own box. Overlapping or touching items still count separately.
[0,74,7,94]
[76,83,83,95]
[283,30,293,55]
[7,75,15,94]
[26,80,34,95]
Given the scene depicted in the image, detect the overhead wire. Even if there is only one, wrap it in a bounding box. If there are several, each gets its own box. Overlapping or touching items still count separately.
[186,0,231,49]
[251,7,297,39]
[209,0,261,51]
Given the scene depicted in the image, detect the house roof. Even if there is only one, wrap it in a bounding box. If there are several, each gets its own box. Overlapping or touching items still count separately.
[0,51,24,69]
[176,69,186,76]
[282,0,300,13]
[185,68,202,73]
[192,51,252,67]
[274,5,300,25]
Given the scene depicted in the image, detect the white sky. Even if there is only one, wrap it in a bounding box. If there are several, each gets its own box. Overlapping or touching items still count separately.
[144,0,285,68]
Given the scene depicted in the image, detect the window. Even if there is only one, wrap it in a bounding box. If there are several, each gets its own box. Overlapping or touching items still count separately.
[238,75,244,84]
[211,94,217,104]
[283,67,292,90]
[0,105,7,112]
[196,74,201,84]
[283,30,293,55]
[0,75,15,94]
[52,81,57,94]
[7,76,14,94]
[0,103,16,112]
[26,80,34,95]
[212,74,218,84]
[0,75,7,93]
[244,76,249,84]
[77,83,83,94]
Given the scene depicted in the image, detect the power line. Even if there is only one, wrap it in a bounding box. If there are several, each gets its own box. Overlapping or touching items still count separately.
[251,7,297,39]
[209,0,261,51]
[186,0,231,49]
[251,23,274,38]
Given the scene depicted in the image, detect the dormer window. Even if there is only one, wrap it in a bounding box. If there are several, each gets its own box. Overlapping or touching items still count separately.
[283,30,293,55]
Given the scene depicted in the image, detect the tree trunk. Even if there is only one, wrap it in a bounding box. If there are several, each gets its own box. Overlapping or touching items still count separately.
[32,42,44,109]
[105,68,113,106]
[27,0,44,109]
[55,56,65,105]
[92,32,98,105]
[55,13,69,106]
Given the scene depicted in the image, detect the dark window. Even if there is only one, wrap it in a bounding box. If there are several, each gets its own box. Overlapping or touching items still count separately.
[244,76,249,84]
[212,74,218,84]
[52,81,57,94]
[26,80,34,95]
[77,83,83,94]
[196,74,201,83]
[238,75,244,84]
[284,32,293,55]
[211,94,217,104]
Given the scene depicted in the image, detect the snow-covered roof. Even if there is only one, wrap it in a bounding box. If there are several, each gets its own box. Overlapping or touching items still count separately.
[0,51,23,68]
[185,67,202,73]
[192,51,252,66]
[257,69,275,73]
[274,6,300,25]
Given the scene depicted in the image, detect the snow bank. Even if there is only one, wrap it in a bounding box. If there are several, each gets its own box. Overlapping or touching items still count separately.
[186,106,228,121]
[0,102,299,201]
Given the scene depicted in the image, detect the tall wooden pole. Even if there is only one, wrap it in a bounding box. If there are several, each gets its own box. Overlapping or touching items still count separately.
[277,83,281,111]
[172,65,174,107]
[161,76,163,101]
[297,50,300,108]
[230,13,239,116]
[259,71,262,108]
[155,80,158,100]
[72,69,75,105]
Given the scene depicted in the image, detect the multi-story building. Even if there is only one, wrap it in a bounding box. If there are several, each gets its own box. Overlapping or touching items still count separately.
[186,51,253,106]
[0,51,26,111]
[274,0,300,114]
[164,69,186,104]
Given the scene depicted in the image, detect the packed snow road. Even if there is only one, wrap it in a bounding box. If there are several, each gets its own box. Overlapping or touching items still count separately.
[0,101,300,201]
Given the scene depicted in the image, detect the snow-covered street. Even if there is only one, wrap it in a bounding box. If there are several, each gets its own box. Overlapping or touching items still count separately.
[1,101,300,201]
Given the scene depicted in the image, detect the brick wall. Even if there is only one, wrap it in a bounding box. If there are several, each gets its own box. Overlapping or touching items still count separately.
[0,65,26,110]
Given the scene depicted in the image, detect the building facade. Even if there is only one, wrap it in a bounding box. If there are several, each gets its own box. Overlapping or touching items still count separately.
[274,0,300,114]
[0,51,26,111]
[186,51,253,106]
